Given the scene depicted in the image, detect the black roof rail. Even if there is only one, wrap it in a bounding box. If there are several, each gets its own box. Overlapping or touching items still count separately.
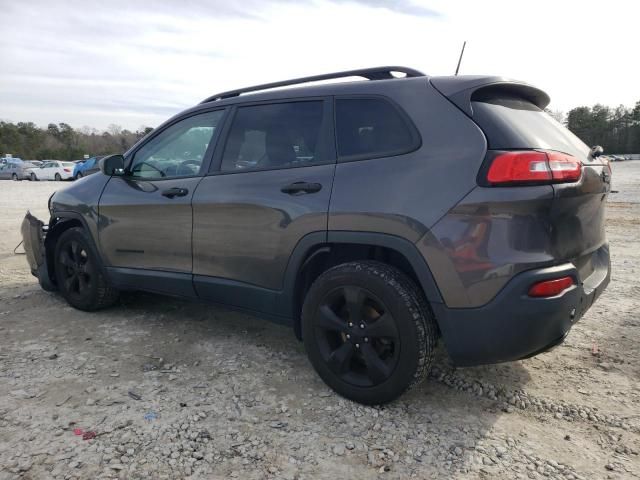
[200,66,426,104]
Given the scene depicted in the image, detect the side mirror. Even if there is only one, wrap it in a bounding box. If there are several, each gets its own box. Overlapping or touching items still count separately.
[99,154,125,176]
[591,145,604,158]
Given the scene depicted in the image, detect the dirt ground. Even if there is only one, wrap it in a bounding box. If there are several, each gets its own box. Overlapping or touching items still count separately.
[0,162,639,480]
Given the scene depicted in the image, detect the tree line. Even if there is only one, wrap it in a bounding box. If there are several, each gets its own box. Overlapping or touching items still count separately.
[563,100,640,154]
[1,99,640,160]
[0,122,153,161]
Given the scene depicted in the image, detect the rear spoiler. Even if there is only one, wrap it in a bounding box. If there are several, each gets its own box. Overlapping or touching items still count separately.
[430,76,551,116]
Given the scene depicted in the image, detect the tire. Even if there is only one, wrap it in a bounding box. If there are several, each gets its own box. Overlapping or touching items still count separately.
[53,227,119,311]
[54,173,62,181]
[30,173,37,181]
[76,172,83,179]
[302,260,437,405]
[12,173,18,181]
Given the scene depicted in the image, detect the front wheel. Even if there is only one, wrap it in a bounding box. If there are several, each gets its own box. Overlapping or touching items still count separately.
[54,173,62,181]
[54,227,119,311]
[12,173,18,181]
[30,172,37,181]
[76,172,83,179]
[302,261,437,405]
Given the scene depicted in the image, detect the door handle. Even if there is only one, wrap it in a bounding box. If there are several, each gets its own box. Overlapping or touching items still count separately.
[280,182,322,195]
[162,187,189,198]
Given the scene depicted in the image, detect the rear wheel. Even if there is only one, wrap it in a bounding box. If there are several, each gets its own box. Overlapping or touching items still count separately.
[54,227,119,311]
[302,261,436,405]
[54,173,62,181]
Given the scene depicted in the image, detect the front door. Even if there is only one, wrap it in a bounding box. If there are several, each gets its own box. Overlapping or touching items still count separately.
[98,110,226,293]
[192,99,335,313]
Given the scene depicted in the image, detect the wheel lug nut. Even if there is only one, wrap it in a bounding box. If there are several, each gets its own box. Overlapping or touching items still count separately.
[355,343,360,348]
[348,322,353,327]
[364,337,369,342]
[346,334,351,339]
[359,324,365,329]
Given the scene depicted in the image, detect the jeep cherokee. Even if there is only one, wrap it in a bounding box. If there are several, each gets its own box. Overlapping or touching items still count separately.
[21,66,611,404]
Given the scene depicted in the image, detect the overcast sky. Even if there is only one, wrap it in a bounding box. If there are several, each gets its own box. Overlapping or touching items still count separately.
[1,0,637,130]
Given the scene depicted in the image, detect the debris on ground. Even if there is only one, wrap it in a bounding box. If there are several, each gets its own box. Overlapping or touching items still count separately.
[128,390,142,401]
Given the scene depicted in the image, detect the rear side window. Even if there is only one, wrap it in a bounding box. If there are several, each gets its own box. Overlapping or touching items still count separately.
[471,93,590,158]
[220,101,326,172]
[335,97,418,159]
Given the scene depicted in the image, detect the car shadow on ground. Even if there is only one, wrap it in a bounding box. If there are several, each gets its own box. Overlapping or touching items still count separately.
[111,290,533,468]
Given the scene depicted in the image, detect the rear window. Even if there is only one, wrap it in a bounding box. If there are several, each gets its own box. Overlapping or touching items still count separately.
[62,162,75,167]
[335,97,419,159]
[471,93,590,159]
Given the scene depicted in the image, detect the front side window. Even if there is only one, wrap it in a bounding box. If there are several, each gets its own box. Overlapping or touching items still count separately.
[220,101,325,172]
[335,97,417,159]
[130,110,224,179]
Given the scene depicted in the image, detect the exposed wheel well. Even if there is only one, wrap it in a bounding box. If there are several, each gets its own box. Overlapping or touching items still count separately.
[44,218,84,285]
[292,243,426,339]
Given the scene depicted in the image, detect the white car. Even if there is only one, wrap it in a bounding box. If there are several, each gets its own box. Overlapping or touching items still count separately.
[27,160,76,181]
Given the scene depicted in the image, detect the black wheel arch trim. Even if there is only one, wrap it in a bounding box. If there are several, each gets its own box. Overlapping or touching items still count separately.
[324,231,444,305]
[283,230,445,339]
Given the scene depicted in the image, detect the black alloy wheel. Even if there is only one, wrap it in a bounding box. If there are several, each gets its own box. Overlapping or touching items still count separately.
[54,227,119,311]
[302,261,436,405]
[58,240,92,298]
[314,285,399,387]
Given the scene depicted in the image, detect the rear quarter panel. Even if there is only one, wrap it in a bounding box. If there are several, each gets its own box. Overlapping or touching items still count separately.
[329,80,488,297]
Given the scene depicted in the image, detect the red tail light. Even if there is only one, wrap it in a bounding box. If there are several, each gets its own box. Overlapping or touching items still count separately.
[486,151,582,186]
[63,168,71,173]
[528,276,575,297]
[547,152,582,182]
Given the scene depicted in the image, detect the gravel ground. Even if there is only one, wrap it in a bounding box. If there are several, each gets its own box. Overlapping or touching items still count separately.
[0,163,639,479]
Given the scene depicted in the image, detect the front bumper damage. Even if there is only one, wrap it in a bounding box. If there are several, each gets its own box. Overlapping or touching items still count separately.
[20,211,56,291]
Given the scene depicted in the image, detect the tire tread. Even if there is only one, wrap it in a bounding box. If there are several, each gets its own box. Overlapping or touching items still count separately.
[303,260,437,404]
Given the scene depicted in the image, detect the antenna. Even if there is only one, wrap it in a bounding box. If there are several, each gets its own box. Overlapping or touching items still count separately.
[455,41,466,76]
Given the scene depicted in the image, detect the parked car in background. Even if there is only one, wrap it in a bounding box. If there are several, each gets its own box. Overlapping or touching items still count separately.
[0,160,41,180]
[0,156,23,166]
[27,160,76,181]
[73,156,104,179]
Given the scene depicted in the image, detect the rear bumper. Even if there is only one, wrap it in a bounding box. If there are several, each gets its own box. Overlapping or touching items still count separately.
[434,243,610,366]
[20,212,56,291]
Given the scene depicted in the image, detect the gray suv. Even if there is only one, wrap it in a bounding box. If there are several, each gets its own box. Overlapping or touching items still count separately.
[22,67,611,404]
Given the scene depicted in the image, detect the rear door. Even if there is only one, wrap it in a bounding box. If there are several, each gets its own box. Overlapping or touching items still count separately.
[98,109,227,290]
[191,98,335,309]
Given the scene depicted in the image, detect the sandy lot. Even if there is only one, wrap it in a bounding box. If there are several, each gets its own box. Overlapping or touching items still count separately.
[0,163,639,480]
